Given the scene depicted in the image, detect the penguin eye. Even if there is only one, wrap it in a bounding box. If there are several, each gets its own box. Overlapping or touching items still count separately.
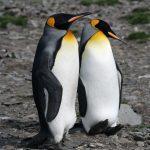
[91,19,100,28]
[47,17,55,28]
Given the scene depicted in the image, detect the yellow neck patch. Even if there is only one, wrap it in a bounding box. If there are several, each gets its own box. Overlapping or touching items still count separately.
[63,30,77,43]
[47,17,55,27]
[84,31,110,56]
[88,31,109,44]
[90,19,100,28]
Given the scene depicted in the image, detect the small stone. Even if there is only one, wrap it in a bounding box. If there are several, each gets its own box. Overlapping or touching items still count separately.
[23,113,36,119]
[134,26,139,32]
[96,143,104,147]
[2,145,14,150]
[0,116,11,120]
[1,99,22,106]
[88,143,97,148]
[29,20,39,28]
[137,141,144,147]
[119,138,131,144]
[135,148,142,150]
[138,74,150,79]
[131,132,145,141]
[133,103,144,114]
[8,31,25,40]
[121,131,129,138]
[1,49,7,53]
[119,104,142,126]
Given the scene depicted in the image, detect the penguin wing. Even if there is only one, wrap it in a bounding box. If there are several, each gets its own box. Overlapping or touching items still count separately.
[117,70,122,90]
[32,33,65,122]
[37,70,62,122]
[78,78,87,117]
[116,63,123,108]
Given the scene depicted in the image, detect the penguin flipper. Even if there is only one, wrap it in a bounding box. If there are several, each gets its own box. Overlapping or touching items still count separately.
[104,124,124,136]
[77,78,87,117]
[116,63,123,108]
[37,70,63,122]
[89,119,108,135]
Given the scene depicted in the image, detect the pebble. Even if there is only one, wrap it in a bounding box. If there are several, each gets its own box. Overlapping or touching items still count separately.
[0,49,7,53]
[119,104,142,126]
[138,74,150,79]
[2,145,14,150]
[137,141,144,147]
[133,103,144,114]
[1,99,22,106]
[86,142,105,148]
[121,131,129,138]
[88,143,97,148]
[131,132,145,141]
[119,137,131,144]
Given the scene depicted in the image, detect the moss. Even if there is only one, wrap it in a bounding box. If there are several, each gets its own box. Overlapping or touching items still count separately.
[80,0,118,6]
[131,124,150,131]
[124,7,150,24]
[132,7,150,13]
[136,124,150,129]
[127,32,150,41]
[0,15,27,28]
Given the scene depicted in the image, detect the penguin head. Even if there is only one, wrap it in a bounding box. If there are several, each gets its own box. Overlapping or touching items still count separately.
[90,19,121,41]
[47,12,91,30]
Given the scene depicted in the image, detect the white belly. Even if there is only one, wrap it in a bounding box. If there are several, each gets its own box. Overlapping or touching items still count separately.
[80,35,119,132]
[49,38,79,142]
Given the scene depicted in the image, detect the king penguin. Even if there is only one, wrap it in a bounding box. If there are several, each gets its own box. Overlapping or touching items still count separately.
[23,12,92,147]
[78,19,124,135]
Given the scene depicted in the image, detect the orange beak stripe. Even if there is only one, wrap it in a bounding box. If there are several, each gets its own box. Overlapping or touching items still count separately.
[108,32,120,40]
[68,16,82,22]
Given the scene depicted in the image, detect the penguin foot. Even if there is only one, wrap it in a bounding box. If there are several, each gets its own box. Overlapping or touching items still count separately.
[53,142,64,150]
[89,119,108,135]
[19,131,49,148]
[63,133,71,142]
[69,122,84,134]
[72,122,83,128]
[104,124,124,136]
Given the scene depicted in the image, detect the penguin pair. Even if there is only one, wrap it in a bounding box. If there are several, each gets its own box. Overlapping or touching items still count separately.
[23,12,123,148]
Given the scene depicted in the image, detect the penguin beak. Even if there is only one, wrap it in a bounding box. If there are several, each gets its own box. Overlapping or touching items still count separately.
[68,12,92,22]
[108,31,127,44]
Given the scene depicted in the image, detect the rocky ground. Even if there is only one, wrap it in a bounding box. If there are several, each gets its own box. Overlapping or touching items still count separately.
[0,0,149,149]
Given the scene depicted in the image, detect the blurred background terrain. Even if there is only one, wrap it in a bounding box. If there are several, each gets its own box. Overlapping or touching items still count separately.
[0,0,149,149]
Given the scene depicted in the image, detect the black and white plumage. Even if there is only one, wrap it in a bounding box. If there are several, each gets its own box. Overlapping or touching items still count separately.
[78,19,123,135]
[22,13,92,147]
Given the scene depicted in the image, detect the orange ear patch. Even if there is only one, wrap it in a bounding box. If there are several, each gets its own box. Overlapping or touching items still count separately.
[91,19,100,28]
[47,17,55,27]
